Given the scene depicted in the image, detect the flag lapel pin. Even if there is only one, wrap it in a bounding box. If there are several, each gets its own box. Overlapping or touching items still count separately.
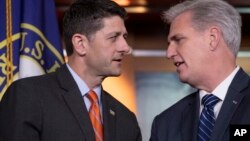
[109,109,115,116]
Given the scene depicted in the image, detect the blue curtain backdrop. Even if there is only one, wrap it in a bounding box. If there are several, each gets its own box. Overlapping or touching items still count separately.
[0,0,65,100]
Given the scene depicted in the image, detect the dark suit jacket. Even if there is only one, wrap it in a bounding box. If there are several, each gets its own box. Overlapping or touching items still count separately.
[0,65,142,141]
[150,68,250,141]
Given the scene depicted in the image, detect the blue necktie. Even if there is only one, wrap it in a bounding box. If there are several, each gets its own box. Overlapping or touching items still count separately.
[198,94,220,141]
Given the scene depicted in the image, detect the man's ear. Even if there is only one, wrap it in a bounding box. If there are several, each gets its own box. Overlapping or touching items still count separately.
[72,33,88,56]
[209,26,221,51]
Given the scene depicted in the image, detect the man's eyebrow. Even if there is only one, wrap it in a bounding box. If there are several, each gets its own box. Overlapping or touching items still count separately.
[168,35,177,42]
[106,31,121,36]
[168,34,183,41]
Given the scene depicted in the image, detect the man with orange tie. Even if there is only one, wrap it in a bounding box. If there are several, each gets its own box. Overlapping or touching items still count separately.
[0,0,142,141]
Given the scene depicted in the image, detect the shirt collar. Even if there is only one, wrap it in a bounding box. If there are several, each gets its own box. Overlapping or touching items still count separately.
[200,66,240,101]
[66,64,102,102]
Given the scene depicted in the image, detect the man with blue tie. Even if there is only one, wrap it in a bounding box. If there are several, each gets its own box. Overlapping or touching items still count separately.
[150,0,250,141]
[0,0,142,141]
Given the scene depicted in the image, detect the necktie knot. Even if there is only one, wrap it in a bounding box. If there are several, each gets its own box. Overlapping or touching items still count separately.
[87,90,98,104]
[202,94,220,108]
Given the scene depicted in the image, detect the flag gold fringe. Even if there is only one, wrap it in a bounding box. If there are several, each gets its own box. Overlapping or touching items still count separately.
[6,0,14,86]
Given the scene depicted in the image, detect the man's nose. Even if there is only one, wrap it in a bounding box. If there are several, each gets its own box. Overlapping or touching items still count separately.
[166,43,177,59]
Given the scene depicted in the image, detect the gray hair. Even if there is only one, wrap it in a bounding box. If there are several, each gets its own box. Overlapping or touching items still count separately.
[163,0,242,56]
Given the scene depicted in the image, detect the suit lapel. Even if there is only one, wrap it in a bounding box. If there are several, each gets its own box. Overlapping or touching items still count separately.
[210,68,249,141]
[102,90,116,141]
[181,92,200,141]
[56,65,95,141]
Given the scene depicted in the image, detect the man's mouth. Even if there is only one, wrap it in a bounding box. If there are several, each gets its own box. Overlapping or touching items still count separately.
[174,62,184,67]
[113,58,122,63]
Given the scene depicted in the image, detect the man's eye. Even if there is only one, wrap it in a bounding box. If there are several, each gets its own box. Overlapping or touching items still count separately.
[123,34,128,40]
[175,37,185,44]
[109,36,117,41]
[175,38,182,42]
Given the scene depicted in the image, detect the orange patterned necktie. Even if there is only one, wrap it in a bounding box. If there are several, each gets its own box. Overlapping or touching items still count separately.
[87,90,103,141]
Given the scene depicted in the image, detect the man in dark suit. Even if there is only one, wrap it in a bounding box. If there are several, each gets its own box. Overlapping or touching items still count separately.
[150,0,250,141]
[0,0,142,141]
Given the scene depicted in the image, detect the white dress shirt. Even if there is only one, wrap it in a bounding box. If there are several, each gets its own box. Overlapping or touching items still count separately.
[199,66,240,118]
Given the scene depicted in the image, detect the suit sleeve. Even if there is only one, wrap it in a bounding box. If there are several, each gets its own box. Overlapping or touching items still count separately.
[0,80,42,141]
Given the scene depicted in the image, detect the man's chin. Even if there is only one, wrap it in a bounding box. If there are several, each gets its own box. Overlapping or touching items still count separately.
[179,75,188,84]
[111,73,121,77]
[107,71,122,77]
